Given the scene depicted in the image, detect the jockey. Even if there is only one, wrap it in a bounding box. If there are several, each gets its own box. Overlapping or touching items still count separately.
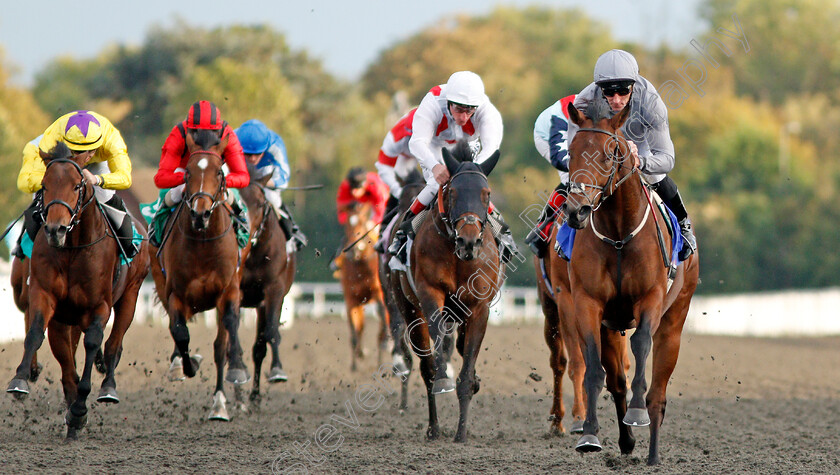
[376,107,421,224]
[149,100,250,247]
[388,71,521,264]
[524,94,576,258]
[568,49,697,260]
[234,119,308,251]
[330,167,389,272]
[15,110,139,259]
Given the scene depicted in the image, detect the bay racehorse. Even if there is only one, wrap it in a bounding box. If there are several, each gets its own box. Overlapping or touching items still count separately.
[562,99,699,464]
[239,165,296,404]
[149,129,249,421]
[392,140,502,442]
[5,142,150,439]
[338,200,389,371]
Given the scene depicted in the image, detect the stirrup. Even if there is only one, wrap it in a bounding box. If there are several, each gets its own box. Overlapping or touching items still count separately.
[388,230,406,255]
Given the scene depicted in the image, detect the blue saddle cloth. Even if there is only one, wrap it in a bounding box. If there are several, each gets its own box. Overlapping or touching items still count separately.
[555,205,684,265]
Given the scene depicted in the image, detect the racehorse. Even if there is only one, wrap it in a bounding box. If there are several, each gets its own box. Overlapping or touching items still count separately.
[391,140,502,442]
[149,129,249,422]
[5,142,150,439]
[562,99,699,464]
[338,200,388,371]
[239,166,296,404]
[378,169,429,409]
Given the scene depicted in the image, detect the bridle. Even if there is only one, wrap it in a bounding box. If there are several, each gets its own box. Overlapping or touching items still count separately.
[183,150,227,214]
[566,127,637,211]
[437,168,490,257]
[39,158,96,235]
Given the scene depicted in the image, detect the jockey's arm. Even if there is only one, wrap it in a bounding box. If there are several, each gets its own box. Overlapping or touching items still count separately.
[155,126,187,189]
[97,126,132,190]
[221,128,250,188]
[267,140,290,189]
[375,152,402,198]
[408,95,442,173]
[18,141,46,193]
[473,103,503,164]
[635,97,675,175]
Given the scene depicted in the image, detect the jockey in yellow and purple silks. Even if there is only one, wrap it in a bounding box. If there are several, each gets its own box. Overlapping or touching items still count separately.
[15,110,139,259]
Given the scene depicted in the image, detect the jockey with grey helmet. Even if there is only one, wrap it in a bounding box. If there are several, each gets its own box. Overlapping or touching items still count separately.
[567,49,697,260]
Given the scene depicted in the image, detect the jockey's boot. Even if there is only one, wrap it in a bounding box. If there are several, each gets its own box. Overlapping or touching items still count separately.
[678,217,697,261]
[279,203,307,251]
[103,194,139,259]
[524,184,567,258]
[388,210,416,265]
[489,209,523,264]
[13,193,44,258]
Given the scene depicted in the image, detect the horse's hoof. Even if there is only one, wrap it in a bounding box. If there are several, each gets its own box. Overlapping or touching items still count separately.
[6,379,30,398]
[575,434,602,453]
[225,368,251,385]
[426,426,440,440]
[96,387,120,404]
[266,367,288,383]
[623,408,651,427]
[64,411,88,431]
[570,420,585,434]
[189,355,203,371]
[208,391,230,421]
[392,354,410,377]
[29,363,43,382]
[432,377,455,394]
[168,357,186,381]
[94,349,107,375]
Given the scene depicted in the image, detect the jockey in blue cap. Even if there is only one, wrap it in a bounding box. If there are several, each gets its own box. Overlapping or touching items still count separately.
[235,119,307,251]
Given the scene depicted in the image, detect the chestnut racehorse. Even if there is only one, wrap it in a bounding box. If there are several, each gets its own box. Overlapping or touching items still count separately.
[5,143,150,439]
[391,141,502,442]
[239,167,296,404]
[338,200,389,371]
[150,129,249,422]
[562,99,699,464]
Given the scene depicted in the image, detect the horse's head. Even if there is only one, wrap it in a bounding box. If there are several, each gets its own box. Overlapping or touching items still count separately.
[563,98,632,229]
[183,129,228,231]
[397,169,426,210]
[441,140,499,261]
[38,143,94,247]
[344,201,375,258]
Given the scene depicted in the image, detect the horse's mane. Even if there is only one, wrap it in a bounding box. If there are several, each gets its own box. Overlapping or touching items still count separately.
[449,140,475,163]
[398,168,424,187]
[43,142,73,161]
[585,96,613,124]
[190,129,222,150]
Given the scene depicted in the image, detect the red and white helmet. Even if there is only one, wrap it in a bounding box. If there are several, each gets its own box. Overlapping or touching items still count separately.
[445,71,486,107]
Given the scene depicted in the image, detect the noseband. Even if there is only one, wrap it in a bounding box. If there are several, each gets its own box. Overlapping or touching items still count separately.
[437,169,489,256]
[39,158,95,233]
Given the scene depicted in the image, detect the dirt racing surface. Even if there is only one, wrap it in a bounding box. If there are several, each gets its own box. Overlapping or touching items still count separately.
[1,317,838,474]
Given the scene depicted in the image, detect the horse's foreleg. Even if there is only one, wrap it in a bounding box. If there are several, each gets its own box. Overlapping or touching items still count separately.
[347,304,365,371]
[625,311,659,425]
[264,297,288,383]
[168,299,197,378]
[574,297,606,453]
[454,312,489,443]
[209,311,231,422]
[46,321,78,408]
[646,299,690,465]
[250,306,267,403]
[66,317,105,439]
[7,310,47,398]
[427,312,455,395]
[602,328,635,455]
[375,296,389,366]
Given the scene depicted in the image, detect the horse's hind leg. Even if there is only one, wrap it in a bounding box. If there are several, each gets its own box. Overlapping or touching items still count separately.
[97,289,140,404]
[220,298,249,385]
[454,313,489,443]
[265,297,288,383]
[540,292,568,435]
[602,328,635,455]
[429,314,455,395]
[47,321,78,409]
[66,317,106,440]
[375,297,389,367]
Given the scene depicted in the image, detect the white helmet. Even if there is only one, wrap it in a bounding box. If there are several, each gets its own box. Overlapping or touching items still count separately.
[593,49,639,84]
[445,71,486,107]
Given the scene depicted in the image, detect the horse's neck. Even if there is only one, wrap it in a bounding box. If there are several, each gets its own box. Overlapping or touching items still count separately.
[593,173,647,237]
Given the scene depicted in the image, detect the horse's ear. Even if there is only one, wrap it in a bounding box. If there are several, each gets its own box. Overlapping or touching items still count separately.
[567,102,584,127]
[442,146,459,175]
[479,150,500,177]
[39,148,50,161]
[185,129,196,149]
[218,132,229,152]
[610,104,631,130]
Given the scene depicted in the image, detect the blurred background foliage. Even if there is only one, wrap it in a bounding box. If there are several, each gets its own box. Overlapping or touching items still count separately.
[1,1,839,293]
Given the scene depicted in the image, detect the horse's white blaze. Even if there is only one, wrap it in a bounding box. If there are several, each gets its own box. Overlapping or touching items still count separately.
[349,215,359,226]
[197,158,208,170]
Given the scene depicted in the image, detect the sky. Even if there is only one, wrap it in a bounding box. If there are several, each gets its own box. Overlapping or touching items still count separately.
[1,0,705,87]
